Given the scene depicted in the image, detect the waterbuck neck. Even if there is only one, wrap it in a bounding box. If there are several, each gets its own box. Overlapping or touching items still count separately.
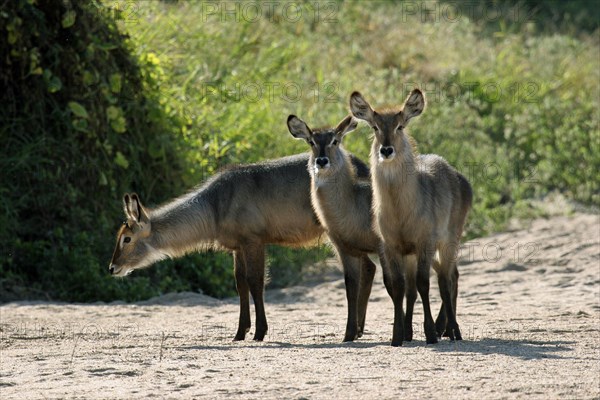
[371,135,419,209]
[148,189,218,257]
[312,148,356,194]
[311,149,363,223]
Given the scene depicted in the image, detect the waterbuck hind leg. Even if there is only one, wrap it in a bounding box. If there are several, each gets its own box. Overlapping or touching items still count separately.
[404,259,417,342]
[433,259,448,338]
[435,304,448,338]
[339,252,361,342]
[417,245,438,344]
[244,245,268,341]
[357,255,376,338]
[233,250,251,341]
[452,266,462,340]
[437,259,461,341]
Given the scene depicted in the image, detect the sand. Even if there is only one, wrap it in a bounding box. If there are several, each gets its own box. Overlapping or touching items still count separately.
[1,213,599,399]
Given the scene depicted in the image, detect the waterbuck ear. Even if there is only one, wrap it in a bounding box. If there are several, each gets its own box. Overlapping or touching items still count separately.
[287,115,312,140]
[403,89,425,121]
[335,115,358,139]
[349,92,375,124]
[123,193,132,220]
[128,193,150,225]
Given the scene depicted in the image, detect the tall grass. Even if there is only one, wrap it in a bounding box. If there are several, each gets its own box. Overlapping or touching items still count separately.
[123,0,599,239]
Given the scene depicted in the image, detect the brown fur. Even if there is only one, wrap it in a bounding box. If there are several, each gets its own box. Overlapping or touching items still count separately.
[287,114,391,342]
[350,89,472,346]
[109,154,367,342]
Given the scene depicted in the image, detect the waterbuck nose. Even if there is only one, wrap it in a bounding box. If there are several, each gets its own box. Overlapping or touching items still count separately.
[380,146,395,158]
[109,265,115,275]
[315,157,329,167]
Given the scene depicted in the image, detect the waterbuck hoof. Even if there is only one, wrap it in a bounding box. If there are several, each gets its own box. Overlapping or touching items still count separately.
[425,332,439,344]
[390,340,403,347]
[253,329,267,341]
[424,323,438,344]
[446,328,462,341]
[343,326,359,342]
[233,333,246,341]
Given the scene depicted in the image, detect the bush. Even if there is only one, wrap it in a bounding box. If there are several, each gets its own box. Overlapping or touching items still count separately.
[0,0,237,301]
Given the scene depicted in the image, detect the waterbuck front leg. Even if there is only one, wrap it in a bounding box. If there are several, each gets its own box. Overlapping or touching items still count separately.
[403,257,417,342]
[379,247,393,299]
[244,244,268,341]
[339,251,362,342]
[357,255,376,338]
[233,250,251,341]
[383,246,406,347]
[416,244,438,344]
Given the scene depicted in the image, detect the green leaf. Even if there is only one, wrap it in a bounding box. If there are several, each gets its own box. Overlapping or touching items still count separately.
[7,30,18,44]
[148,142,164,159]
[114,151,129,169]
[71,118,89,132]
[99,172,108,186]
[106,105,120,120]
[97,43,117,51]
[61,10,76,28]
[83,70,96,86]
[109,73,122,93]
[68,101,89,119]
[46,76,62,93]
[110,116,127,133]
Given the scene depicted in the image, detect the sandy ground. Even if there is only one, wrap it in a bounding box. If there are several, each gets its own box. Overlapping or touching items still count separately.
[1,213,599,399]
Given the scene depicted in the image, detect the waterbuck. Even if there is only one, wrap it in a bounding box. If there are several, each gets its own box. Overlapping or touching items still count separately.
[109,153,369,342]
[286,114,395,341]
[349,89,472,346]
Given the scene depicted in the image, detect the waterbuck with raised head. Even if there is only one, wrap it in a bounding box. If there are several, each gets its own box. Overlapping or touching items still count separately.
[349,89,472,346]
[109,153,369,342]
[286,114,395,342]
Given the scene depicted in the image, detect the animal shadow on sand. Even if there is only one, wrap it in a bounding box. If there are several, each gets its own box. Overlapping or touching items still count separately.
[428,338,575,360]
[178,338,574,360]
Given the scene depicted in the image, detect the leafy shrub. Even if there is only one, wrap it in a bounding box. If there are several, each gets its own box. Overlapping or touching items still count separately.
[0,0,236,301]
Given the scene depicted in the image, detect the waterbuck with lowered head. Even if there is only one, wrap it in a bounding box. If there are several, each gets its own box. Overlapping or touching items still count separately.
[287,114,397,342]
[349,89,472,346]
[109,153,369,342]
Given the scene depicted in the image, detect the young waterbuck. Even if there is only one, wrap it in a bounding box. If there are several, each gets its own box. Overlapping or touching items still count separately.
[350,89,472,346]
[287,114,394,341]
[109,154,369,342]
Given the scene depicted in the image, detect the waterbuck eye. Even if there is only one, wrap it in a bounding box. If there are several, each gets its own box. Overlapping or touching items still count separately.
[373,126,379,131]
[396,125,404,132]
[308,140,315,147]
[123,237,131,243]
[331,139,339,146]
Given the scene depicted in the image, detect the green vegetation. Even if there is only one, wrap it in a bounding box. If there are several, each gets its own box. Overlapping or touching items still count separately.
[1,0,598,302]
